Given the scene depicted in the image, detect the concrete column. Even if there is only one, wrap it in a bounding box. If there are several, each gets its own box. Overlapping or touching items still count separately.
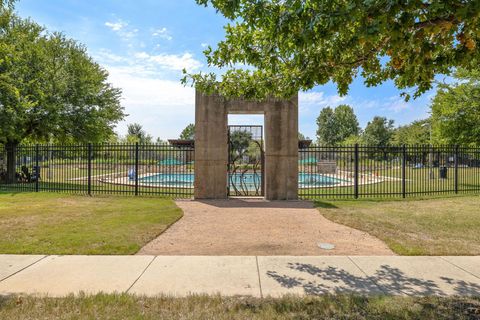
[194,91,298,200]
[264,95,299,200]
[194,92,228,199]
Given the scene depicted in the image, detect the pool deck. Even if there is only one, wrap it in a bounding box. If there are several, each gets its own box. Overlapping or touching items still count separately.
[0,255,479,297]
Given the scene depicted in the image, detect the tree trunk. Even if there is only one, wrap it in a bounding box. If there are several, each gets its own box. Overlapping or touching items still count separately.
[5,142,18,184]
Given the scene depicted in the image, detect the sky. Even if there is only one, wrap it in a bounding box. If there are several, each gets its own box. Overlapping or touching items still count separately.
[16,0,435,141]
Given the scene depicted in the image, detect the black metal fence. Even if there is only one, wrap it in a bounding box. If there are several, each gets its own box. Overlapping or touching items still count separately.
[1,143,480,199]
[0,143,194,198]
[299,145,480,199]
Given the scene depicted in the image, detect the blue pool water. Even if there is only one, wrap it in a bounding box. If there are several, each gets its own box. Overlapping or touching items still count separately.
[138,173,348,188]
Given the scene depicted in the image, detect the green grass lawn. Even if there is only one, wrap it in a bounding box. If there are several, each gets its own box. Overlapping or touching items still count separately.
[3,164,478,199]
[0,192,182,255]
[0,294,478,320]
[316,195,480,255]
[1,164,194,197]
[300,167,480,198]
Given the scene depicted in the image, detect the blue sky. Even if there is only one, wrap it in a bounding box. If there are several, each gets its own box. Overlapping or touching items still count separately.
[16,0,434,140]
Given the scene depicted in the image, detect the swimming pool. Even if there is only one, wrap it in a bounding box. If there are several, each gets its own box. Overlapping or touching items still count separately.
[138,172,348,188]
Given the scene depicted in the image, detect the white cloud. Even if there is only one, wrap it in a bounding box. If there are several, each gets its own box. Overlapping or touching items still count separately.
[104,19,138,46]
[96,49,128,63]
[299,91,347,112]
[105,20,126,31]
[108,66,194,107]
[383,96,410,113]
[105,65,195,139]
[201,43,209,48]
[355,100,380,110]
[95,48,203,76]
[134,51,202,71]
[134,52,150,59]
[152,27,172,40]
[92,25,202,138]
[103,19,201,72]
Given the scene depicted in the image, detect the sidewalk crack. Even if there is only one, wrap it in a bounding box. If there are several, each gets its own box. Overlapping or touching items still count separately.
[126,256,156,294]
[348,256,388,295]
[0,255,48,283]
[255,256,264,299]
[439,257,480,280]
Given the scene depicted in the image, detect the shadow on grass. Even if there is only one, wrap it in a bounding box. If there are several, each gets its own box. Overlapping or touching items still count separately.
[0,191,24,196]
[313,201,338,209]
[0,294,12,308]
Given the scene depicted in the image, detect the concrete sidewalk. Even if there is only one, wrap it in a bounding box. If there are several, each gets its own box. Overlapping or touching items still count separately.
[0,255,478,297]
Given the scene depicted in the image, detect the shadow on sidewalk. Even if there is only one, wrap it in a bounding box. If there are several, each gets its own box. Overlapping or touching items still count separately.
[266,262,480,296]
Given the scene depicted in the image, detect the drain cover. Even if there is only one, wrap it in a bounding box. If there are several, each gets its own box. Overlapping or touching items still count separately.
[318,242,335,250]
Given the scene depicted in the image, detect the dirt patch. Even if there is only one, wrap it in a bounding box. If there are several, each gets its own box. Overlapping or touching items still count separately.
[137,199,393,256]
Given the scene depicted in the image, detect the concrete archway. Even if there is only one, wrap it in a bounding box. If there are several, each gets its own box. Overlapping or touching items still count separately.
[194,91,298,200]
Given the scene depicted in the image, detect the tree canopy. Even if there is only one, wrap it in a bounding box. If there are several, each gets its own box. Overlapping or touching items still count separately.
[316,104,359,145]
[363,116,395,146]
[126,123,153,144]
[431,69,480,145]
[392,119,430,145]
[229,130,253,156]
[185,0,480,100]
[1,6,124,183]
[0,9,124,147]
[0,0,14,10]
[179,123,195,140]
[316,107,336,145]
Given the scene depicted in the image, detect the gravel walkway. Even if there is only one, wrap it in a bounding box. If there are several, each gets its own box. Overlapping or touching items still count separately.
[138,199,394,256]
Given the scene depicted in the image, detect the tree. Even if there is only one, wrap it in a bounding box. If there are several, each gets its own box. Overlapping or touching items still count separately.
[0,11,124,182]
[229,130,252,156]
[333,105,360,142]
[179,123,195,140]
[316,107,337,145]
[316,105,360,145]
[156,137,167,144]
[126,123,152,144]
[363,116,395,146]
[246,140,261,162]
[392,119,430,145]
[185,1,480,100]
[431,69,480,145]
[1,0,15,10]
[341,135,364,146]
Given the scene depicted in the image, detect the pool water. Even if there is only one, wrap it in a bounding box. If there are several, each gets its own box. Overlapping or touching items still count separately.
[138,172,348,188]
[298,172,348,187]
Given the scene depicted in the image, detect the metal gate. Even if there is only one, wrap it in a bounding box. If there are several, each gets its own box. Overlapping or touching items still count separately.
[227,125,264,196]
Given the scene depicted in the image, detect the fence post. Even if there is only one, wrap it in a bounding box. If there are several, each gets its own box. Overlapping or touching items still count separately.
[354,144,359,199]
[402,145,406,198]
[454,145,459,194]
[35,144,39,192]
[135,142,139,196]
[87,143,92,196]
